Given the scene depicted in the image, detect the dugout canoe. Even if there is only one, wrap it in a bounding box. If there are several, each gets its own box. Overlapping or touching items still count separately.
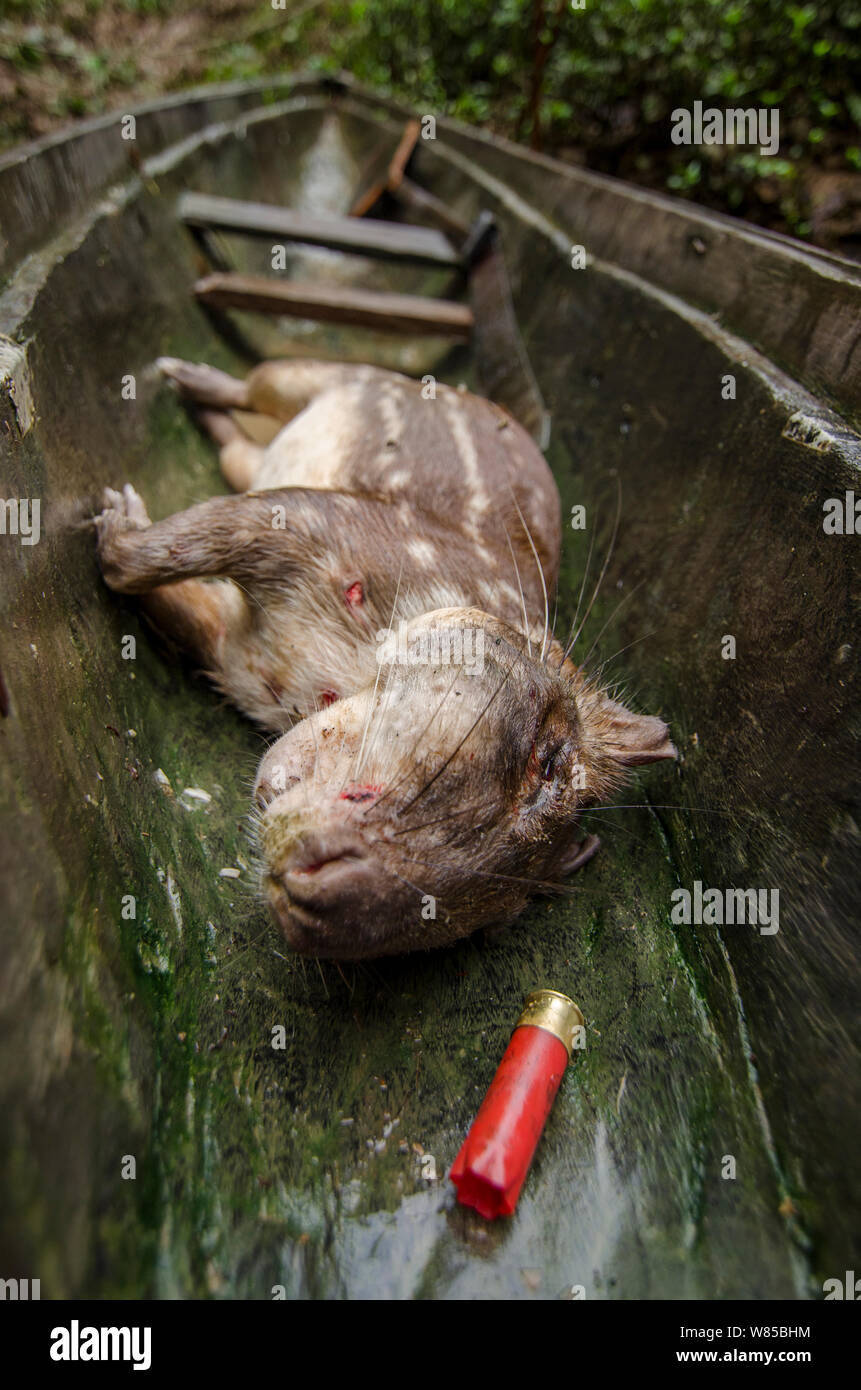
[0,72,859,1300]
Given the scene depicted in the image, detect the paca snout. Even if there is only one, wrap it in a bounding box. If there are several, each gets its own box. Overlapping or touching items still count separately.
[253,695,397,957]
[263,812,383,958]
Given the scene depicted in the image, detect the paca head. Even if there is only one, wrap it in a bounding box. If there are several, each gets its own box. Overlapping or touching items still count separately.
[253,609,675,959]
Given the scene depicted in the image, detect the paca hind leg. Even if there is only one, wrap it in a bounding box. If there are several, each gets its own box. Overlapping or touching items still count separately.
[158,354,382,424]
[241,358,366,422]
[196,409,263,492]
[157,355,396,493]
[156,359,266,491]
[157,357,250,410]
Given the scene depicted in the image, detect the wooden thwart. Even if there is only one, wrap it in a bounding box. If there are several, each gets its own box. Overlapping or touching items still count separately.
[194,272,473,338]
[179,191,461,267]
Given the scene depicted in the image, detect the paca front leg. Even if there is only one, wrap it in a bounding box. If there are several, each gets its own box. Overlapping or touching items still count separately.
[196,409,263,493]
[95,485,240,668]
[94,484,439,724]
[158,354,383,424]
[95,484,432,599]
[95,485,298,594]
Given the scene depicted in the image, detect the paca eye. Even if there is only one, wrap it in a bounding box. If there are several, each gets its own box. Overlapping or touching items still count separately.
[542,752,559,780]
[543,741,569,780]
[532,740,565,783]
[526,737,565,785]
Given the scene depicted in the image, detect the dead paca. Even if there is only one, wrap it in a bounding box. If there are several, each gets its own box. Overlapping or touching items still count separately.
[95,356,675,959]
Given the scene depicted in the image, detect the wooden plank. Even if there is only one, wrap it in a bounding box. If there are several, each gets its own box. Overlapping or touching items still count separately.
[348,128,402,217]
[179,192,461,267]
[350,173,470,243]
[193,272,473,338]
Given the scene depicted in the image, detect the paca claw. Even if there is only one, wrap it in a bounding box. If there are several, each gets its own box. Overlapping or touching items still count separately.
[96,483,151,532]
[94,484,152,590]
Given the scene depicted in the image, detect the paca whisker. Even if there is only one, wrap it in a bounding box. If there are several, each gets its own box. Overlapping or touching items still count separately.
[549,589,560,662]
[331,721,362,802]
[509,487,550,662]
[305,696,323,789]
[353,645,399,785]
[441,816,509,850]
[396,678,509,819]
[362,668,466,818]
[563,472,623,663]
[353,558,405,781]
[384,864,434,900]
[576,812,647,841]
[230,574,268,619]
[387,803,493,837]
[397,853,597,899]
[383,671,468,790]
[591,630,659,682]
[502,520,533,659]
[352,675,383,785]
[580,579,647,669]
[562,525,598,672]
[583,803,738,817]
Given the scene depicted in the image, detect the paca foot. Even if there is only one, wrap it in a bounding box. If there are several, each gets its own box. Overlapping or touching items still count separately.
[94,484,151,589]
[96,483,151,532]
[196,409,263,492]
[156,356,248,410]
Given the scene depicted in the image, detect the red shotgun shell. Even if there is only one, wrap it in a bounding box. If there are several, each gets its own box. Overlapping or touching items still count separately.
[450,989,584,1219]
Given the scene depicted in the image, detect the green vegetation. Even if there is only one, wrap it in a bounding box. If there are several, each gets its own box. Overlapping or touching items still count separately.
[1,0,859,244]
[308,0,861,242]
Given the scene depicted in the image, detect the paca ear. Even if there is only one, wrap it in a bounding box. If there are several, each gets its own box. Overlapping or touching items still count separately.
[600,698,677,766]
